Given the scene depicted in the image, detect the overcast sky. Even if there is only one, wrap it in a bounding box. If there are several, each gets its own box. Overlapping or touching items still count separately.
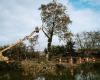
[0,0,100,50]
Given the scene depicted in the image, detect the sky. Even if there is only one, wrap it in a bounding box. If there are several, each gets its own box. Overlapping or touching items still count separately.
[0,0,100,50]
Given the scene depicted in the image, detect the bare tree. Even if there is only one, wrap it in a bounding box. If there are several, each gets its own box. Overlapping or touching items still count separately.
[75,31,100,50]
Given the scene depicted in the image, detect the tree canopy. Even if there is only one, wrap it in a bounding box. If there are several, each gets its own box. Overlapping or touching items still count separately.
[39,1,71,38]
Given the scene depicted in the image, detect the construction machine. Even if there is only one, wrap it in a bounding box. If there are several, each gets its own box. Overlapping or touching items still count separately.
[0,27,40,62]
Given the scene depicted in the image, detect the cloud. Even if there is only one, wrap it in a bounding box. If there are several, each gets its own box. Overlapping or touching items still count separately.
[62,0,100,33]
[0,0,52,50]
[69,9,100,33]
[0,0,100,50]
[0,0,33,46]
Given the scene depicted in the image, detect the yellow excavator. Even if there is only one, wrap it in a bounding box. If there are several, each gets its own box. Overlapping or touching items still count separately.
[0,27,40,63]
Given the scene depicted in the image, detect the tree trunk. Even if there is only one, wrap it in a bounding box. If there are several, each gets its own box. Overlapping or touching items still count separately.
[46,26,54,61]
[46,38,52,60]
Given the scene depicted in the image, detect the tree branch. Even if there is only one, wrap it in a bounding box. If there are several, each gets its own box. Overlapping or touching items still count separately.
[42,28,50,38]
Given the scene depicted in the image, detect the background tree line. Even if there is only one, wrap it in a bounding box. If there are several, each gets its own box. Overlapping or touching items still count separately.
[75,31,100,49]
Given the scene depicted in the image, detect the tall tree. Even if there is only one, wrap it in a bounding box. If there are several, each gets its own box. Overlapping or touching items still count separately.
[39,0,71,60]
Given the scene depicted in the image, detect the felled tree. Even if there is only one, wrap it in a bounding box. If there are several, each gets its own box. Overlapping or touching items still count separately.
[39,0,71,60]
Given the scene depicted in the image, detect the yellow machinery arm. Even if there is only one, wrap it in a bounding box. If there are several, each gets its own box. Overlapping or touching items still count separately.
[0,27,40,62]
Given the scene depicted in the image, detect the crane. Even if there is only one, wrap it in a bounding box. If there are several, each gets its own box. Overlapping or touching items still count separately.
[0,27,40,62]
